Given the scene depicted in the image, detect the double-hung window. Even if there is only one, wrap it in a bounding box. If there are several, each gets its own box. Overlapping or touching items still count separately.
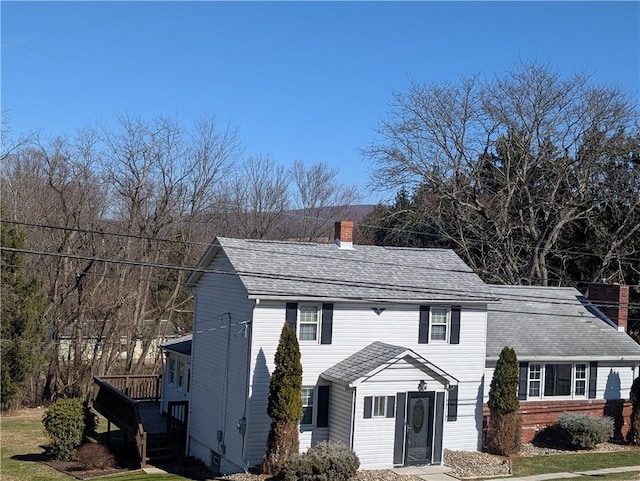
[528,364,541,397]
[299,305,320,342]
[301,387,315,426]
[168,358,176,385]
[177,362,184,390]
[574,364,587,396]
[430,307,449,342]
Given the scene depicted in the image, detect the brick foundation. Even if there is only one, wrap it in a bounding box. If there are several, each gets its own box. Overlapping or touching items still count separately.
[483,399,632,443]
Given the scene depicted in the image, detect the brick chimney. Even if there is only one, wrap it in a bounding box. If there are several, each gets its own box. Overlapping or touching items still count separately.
[586,283,629,332]
[334,221,354,250]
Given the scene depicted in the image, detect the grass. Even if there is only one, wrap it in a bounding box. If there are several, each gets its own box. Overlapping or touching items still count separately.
[0,407,191,481]
[513,450,640,476]
[541,473,640,481]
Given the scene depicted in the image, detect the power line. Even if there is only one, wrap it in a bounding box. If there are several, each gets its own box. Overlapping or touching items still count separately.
[3,245,640,312]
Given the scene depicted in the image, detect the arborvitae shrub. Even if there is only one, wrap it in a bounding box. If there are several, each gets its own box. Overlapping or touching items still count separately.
[280,441,360,481]
[42,398,86,460]
[557,412,613,449]
[485,412,522,455]
[488,347,520,415]
[629,376,640,445]
[485,347,522,455]
[262,323,303,475]
[76,443,116,470]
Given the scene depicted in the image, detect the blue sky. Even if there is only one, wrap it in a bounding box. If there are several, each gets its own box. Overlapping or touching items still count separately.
[2,1,639,204]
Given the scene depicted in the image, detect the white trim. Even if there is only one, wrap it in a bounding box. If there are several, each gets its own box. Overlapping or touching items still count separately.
[524,362,590,400]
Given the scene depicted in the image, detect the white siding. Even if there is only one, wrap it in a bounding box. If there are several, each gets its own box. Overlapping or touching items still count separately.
[161,351,190,412]
[187,252,253,473]
[328,383,354,447]
[352,358,449,469]
[484,360,638,402]
[245,301,488,467]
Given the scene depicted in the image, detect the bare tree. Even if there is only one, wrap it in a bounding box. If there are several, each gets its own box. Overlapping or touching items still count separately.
[287,160,361,241]
[365,62,638,286]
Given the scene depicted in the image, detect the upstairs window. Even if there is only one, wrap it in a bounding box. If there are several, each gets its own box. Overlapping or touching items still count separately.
[177,362,184,389]
[299,305,320,342]
[168,358,176,385]
[430,307,449,342]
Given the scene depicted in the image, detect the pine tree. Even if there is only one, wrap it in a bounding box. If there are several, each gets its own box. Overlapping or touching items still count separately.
[485,346,522,455]
[261,322,303,475]
[1,224,49,411]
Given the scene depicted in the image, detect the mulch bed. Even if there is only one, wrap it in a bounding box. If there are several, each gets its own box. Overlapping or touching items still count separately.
[45,459,134,479]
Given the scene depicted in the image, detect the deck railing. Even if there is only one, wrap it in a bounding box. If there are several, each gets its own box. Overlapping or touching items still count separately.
[93,375,157,465]
[98,375,161,401]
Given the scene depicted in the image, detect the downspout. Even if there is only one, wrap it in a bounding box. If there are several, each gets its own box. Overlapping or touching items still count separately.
[240,306,254,472]
[350,387,357,450]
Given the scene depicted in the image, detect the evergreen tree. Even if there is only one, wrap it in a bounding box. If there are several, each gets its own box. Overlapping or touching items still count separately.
[1,224,49,410]
[485,346,522,455]
[262,322,303,475]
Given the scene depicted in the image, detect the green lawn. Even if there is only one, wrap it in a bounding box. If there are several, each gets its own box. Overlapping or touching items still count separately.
[513,451,640,476]
[0,408,191,481]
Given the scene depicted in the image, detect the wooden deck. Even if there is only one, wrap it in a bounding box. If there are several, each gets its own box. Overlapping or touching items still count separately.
[93,375,188,466]
[137,401,168,434]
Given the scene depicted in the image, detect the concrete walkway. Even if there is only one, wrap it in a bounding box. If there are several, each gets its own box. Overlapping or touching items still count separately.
[392,464,640,481]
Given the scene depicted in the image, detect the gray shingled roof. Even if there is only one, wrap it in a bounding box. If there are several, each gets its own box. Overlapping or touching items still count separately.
[161,334,192,356]
[208,237,496,303]
[321,341,457,386]
[322,342,409,385]
[487,286,640,360]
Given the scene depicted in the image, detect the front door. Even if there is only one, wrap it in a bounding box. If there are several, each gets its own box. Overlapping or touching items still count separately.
[405,392,434,465]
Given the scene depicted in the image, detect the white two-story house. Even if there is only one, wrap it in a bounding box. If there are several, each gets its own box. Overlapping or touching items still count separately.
[180,221,498,473]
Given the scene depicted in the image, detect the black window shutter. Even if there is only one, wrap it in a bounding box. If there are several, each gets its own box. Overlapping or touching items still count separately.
[393,393,406,465]
[317,386,330,427]
[386,396,395,418]
[518,362,529,400]
[321,303,333,344]
[286,302,298,333]
[447,385,458,421]
[363,396,372,418]
[418,305,430,344]
[450,306,461,344]
[588,361,597,399]
[433,392,445,464]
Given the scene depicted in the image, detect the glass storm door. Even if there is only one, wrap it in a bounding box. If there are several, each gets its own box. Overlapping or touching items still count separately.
[405,392,434,465]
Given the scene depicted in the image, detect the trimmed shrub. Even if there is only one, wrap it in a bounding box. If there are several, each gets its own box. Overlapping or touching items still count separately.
[43,398,87,460]
[262,323,303,475]
[280,441,360,481]
[557,412,613,449]
[76,443,116,470]
[485,346,522,455]
[83,401,99,441]
[485,412,522,455]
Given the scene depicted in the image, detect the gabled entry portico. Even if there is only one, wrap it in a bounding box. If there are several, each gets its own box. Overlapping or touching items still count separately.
[321,342,458,469]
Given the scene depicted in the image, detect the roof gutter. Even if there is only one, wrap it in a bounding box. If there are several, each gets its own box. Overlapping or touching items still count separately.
[247,295,500,305]
[486,355,640,362]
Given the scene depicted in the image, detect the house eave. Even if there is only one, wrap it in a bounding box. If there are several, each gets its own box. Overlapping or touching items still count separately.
[248,294,499,305]
[185,243,222,288]
[486,355,640,363]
